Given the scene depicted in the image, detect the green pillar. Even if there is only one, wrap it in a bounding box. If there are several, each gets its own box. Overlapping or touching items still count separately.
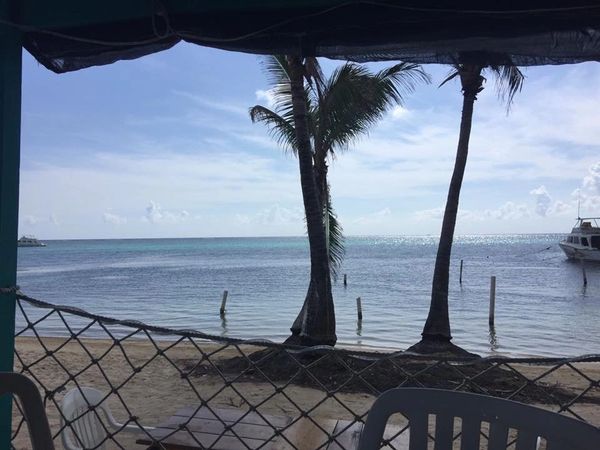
[0,21,22,448]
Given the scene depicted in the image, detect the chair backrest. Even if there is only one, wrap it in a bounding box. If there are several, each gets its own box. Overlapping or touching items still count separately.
[0,372,54,450]
[60,387,110,450]
[358,388,600,450]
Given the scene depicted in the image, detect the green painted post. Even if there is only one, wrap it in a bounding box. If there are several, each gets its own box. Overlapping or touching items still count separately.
[0,20,22,448]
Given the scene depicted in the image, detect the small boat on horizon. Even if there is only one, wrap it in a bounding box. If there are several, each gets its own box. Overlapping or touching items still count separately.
[559,217,600,261]
[17,235,47,247]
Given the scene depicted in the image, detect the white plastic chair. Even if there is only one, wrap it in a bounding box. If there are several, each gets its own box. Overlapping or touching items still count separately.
[60,387,154,450]
[358,388,600,450]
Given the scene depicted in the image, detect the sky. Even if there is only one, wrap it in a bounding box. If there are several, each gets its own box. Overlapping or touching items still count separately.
[18,43,600,239]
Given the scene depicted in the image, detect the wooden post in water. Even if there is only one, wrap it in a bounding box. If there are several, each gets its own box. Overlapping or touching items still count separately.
[459,259,463,284]
[356,297,363,321]
[489,276,496,325]
[581,259,588,286]
[220,290,228,316]
[343,274,347,287]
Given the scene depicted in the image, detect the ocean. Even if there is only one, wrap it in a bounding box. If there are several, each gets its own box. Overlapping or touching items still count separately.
[15,234,600,358]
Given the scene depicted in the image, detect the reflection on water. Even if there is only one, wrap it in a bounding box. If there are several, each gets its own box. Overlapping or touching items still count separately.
[220,315,228,336]
[15,235,600,357]
[488,325,498,352]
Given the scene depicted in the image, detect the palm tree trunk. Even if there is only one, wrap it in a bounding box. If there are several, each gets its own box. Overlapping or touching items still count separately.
[420,65,483,344]
[290,158,329,336]
[286,56,336,346]
[314,159,328,210]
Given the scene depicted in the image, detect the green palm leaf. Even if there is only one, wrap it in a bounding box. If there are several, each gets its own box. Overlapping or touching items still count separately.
[490,64,525,111]
[249,105,297,155]
[324,189,345,281]
[319,62,430,154]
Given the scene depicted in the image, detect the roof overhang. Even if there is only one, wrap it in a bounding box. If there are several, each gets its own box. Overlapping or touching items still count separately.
[8,1,600,73]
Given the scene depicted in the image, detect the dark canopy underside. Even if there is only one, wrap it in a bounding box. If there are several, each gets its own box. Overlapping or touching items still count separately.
[12,1,600,73]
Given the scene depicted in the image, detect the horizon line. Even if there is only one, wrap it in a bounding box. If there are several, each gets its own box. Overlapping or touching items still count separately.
[30,232,567,241]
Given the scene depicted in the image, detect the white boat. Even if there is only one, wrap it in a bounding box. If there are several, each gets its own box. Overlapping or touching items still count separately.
[559,218,600,261]
[17,235,46,247]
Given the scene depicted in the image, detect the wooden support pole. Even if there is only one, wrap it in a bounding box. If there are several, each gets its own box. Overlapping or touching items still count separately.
[459,259,463,284]
[343,274,347,287]
[489,276,496,325]
[0,24,22,449]
[220,290,228,315]
[356,297,363,321]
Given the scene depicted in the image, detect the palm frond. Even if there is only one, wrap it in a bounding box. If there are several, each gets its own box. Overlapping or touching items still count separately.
[249,105,297,154]
[304,56,326,97]
[324,189,345,281]
[438,68,460,88]
[319,62,430,154]
[315,63,370,154]
[256,55,320,147]
[260,55,290,85]
[374,62,431,103]
[489,64,525,112]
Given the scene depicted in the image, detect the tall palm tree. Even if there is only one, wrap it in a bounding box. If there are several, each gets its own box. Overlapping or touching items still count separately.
[284,55,335,346]
[409,55,524,354]
[252,56,429,345]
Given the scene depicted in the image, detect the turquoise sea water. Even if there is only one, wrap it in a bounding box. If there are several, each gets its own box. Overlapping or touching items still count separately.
[15,234,600,357]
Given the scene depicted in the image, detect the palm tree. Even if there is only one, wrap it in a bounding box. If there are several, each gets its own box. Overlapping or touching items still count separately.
[283,55,335,346]
[409,55,524,354]
[252,56,429,345]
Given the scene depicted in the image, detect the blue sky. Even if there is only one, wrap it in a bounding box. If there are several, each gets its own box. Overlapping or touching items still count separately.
[18,43,600,239]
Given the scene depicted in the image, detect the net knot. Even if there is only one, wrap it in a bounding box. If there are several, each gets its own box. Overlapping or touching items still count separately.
[0,285,19,294]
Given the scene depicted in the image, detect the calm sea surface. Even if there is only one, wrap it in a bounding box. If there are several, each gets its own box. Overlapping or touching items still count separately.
[15,235,600,357]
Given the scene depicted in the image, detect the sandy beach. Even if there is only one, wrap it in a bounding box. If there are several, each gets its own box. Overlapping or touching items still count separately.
[11,336,600,449]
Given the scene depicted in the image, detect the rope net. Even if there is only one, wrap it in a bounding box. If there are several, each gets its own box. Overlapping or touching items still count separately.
[9,292,600,449]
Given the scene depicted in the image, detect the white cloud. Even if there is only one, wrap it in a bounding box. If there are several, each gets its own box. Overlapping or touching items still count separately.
[236,204,303,226]
[413,207,444,221]
[551,200,571,216]
[49,213,60,225]
[414,207,484,222]
[103,212,127,225]
[530,186,552,217]
[172,90,248,116]
[143,201,190,224]
[484,202,530,220]
[23,215,42,225]
[390,105,410,120]
[255,89,276,108]
[583,162,600,194]
[415,202,530,223]
[353,208,392,225]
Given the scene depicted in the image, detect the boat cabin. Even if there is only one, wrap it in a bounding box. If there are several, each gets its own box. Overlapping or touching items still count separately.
[559,218,600,260]
[567,218,600,249]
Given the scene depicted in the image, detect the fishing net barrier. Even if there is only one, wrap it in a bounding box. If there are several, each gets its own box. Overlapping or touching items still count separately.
[8,291,600,449]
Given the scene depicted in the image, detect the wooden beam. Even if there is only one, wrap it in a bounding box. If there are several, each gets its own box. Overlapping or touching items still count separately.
[0,19,22,449]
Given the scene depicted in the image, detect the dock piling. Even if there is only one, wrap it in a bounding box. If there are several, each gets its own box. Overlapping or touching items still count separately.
[459,259,463,284]
[356,297,363,321]
[220,290,228,316]
[343,274,347,287]
[489,276,496,325]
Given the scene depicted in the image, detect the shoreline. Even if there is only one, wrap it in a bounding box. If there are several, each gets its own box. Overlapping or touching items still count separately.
[15,329,590,360]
